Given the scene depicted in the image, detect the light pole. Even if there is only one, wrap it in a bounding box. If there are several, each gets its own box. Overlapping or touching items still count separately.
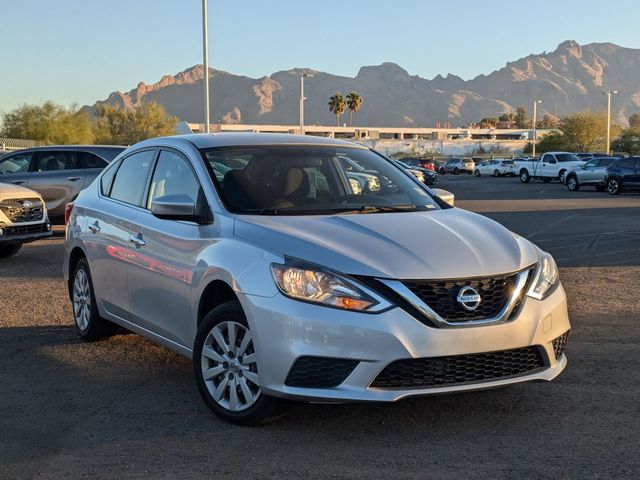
[299,73,313,134]
[532,99,542,158]
[202,0,210,133]
[603,90,618,155]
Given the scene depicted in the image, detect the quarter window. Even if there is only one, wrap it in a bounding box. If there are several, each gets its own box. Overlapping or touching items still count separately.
[109,150,155,206]
[147,150,201,208]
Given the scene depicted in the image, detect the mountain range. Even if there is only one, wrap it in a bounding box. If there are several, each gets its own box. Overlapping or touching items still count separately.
[90,40,640,127]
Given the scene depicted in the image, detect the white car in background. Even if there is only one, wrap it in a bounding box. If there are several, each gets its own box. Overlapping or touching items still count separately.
[474,159,516,177]
[0,183,52,258]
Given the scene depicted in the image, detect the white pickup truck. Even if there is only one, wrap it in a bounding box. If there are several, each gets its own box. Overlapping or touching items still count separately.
[516,152,586,183]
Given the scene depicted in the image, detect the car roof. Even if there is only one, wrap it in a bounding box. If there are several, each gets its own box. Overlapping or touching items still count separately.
[14,145,126,152]
[134,133,367,150]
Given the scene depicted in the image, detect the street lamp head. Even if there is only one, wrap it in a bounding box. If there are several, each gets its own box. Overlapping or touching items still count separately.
[535,100,542,104]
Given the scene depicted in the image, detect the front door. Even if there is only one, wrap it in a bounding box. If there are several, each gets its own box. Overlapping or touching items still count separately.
[127,149,209,348]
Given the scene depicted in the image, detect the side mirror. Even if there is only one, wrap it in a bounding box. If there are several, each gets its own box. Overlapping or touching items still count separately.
[432,188,455,206]
[150,194,200,222]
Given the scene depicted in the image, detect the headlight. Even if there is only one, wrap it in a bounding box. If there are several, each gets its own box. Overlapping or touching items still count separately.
[271,262,392,312]
[527,250,559,300]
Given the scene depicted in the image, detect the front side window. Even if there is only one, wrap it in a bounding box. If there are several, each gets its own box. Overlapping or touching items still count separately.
[147,150,201,208]
[109,150,155,206]
[0,152,32,174]
[33,151,77,171]
[584,159,598,168]
[202,145,440,215]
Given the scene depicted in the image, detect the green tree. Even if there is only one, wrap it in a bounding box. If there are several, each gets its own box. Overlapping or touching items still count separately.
[478,116,498,128]
[522,131,566,154]
[94,102,178,145]
[612,128,640,155]
[558,110,620,152]
[514,107,529,128]
[328,93,346,126]
[346,92,363,127]
[628,113,640,129]
[1,101,93,144]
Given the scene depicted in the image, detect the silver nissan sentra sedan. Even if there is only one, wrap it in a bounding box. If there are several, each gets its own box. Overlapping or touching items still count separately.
[63,133,570,425]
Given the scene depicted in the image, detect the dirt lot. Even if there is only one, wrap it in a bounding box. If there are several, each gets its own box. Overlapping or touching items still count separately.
[1,176,639,479]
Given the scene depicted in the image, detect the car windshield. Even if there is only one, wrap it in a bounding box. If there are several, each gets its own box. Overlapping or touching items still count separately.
[201,145,441,215]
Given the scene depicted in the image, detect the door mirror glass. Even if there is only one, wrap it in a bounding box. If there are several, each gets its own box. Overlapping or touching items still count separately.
[150,194,198,221]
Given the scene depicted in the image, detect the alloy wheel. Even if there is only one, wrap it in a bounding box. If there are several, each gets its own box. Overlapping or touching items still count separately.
[567,177,578,191]
[608,179,620,194]
[200,321,261,412]
[73,268,91,332]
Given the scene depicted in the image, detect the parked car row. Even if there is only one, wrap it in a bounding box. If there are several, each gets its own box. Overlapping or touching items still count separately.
[473,159,516,177]
[565,156,640,194]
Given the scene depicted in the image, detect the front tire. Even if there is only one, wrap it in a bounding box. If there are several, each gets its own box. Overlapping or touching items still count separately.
[520,169,531,183]
[566,175,579,191]
[0,244,22,258]
[474,169,480,177]
[493,169,500,177]
[453,167,459,175]
[607,177,621,195]
[194,301,284,426]
[72,259,118,341]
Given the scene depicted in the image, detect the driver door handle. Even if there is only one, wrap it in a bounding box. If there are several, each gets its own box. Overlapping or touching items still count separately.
[129,233,146,248]
[12,180,26,185]
[67,176,82,181]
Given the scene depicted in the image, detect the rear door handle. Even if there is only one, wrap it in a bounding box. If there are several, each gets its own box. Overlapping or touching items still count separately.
[88,221,100,234]
[12,180,26,185]
[67,176,82,181]
[129,233,146,248]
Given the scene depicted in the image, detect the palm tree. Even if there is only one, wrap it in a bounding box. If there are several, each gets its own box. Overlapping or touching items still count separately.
[346,92,363,127]
[328,93,347,126]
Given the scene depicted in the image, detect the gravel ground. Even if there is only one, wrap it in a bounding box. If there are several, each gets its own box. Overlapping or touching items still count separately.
[1,177,639,479]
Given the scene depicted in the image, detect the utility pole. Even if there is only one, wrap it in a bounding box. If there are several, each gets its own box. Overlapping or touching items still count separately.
[532,100,542,158]
[299,73,313,135]
[603,90,618,155]
[202,0,210,133]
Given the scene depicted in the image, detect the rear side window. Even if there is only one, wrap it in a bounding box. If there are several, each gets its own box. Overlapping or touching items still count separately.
[80,152,108,169]
[0,152,32,173]
[109,150,156,206]
[597,158,614,167]
[33,151,78,171]
[147,150,201,208]
[615,158,635,169]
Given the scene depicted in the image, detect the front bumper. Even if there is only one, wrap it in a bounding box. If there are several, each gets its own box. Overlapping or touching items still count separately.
[0,221,52,244]
[238,283,570,402]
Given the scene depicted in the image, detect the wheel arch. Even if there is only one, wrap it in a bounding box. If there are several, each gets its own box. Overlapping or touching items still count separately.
[67,246,87,300]
[197,280,239,328]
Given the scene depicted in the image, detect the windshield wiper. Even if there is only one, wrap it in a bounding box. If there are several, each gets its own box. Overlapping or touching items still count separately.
[340,204,418,214]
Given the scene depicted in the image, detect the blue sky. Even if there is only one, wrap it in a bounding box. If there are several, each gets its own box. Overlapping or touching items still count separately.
[2,0,639,113]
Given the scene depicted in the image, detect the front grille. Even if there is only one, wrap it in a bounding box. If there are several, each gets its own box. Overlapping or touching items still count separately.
[371,346,547,389]
[0,198,44,223]
[285,356,359,388]
[552,331,570,359]
[402,271,527,323]
[2,224,47,236]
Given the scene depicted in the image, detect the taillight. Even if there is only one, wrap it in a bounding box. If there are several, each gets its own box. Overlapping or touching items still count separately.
[64,202,75,225]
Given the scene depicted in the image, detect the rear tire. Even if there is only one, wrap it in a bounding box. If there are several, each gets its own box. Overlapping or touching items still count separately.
[520,170,531,183]
[194,301,285,426]
[453,168,459,175]
[607,177,621,195]
[493,169,500,177]
[0,244,22,258]
[72,259,119,341]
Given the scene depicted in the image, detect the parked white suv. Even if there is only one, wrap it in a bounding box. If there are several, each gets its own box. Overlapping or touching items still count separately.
[0,183,52,258]
[516,152,585,183]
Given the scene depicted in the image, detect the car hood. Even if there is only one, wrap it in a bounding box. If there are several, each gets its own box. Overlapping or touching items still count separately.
[0,182,42,200]
[233,208,538,279]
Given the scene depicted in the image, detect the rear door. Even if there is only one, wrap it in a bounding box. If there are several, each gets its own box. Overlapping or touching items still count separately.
[27,150,87,216]
[0,151,33,187]
[83,148,157,321]
[127,148,208,347]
